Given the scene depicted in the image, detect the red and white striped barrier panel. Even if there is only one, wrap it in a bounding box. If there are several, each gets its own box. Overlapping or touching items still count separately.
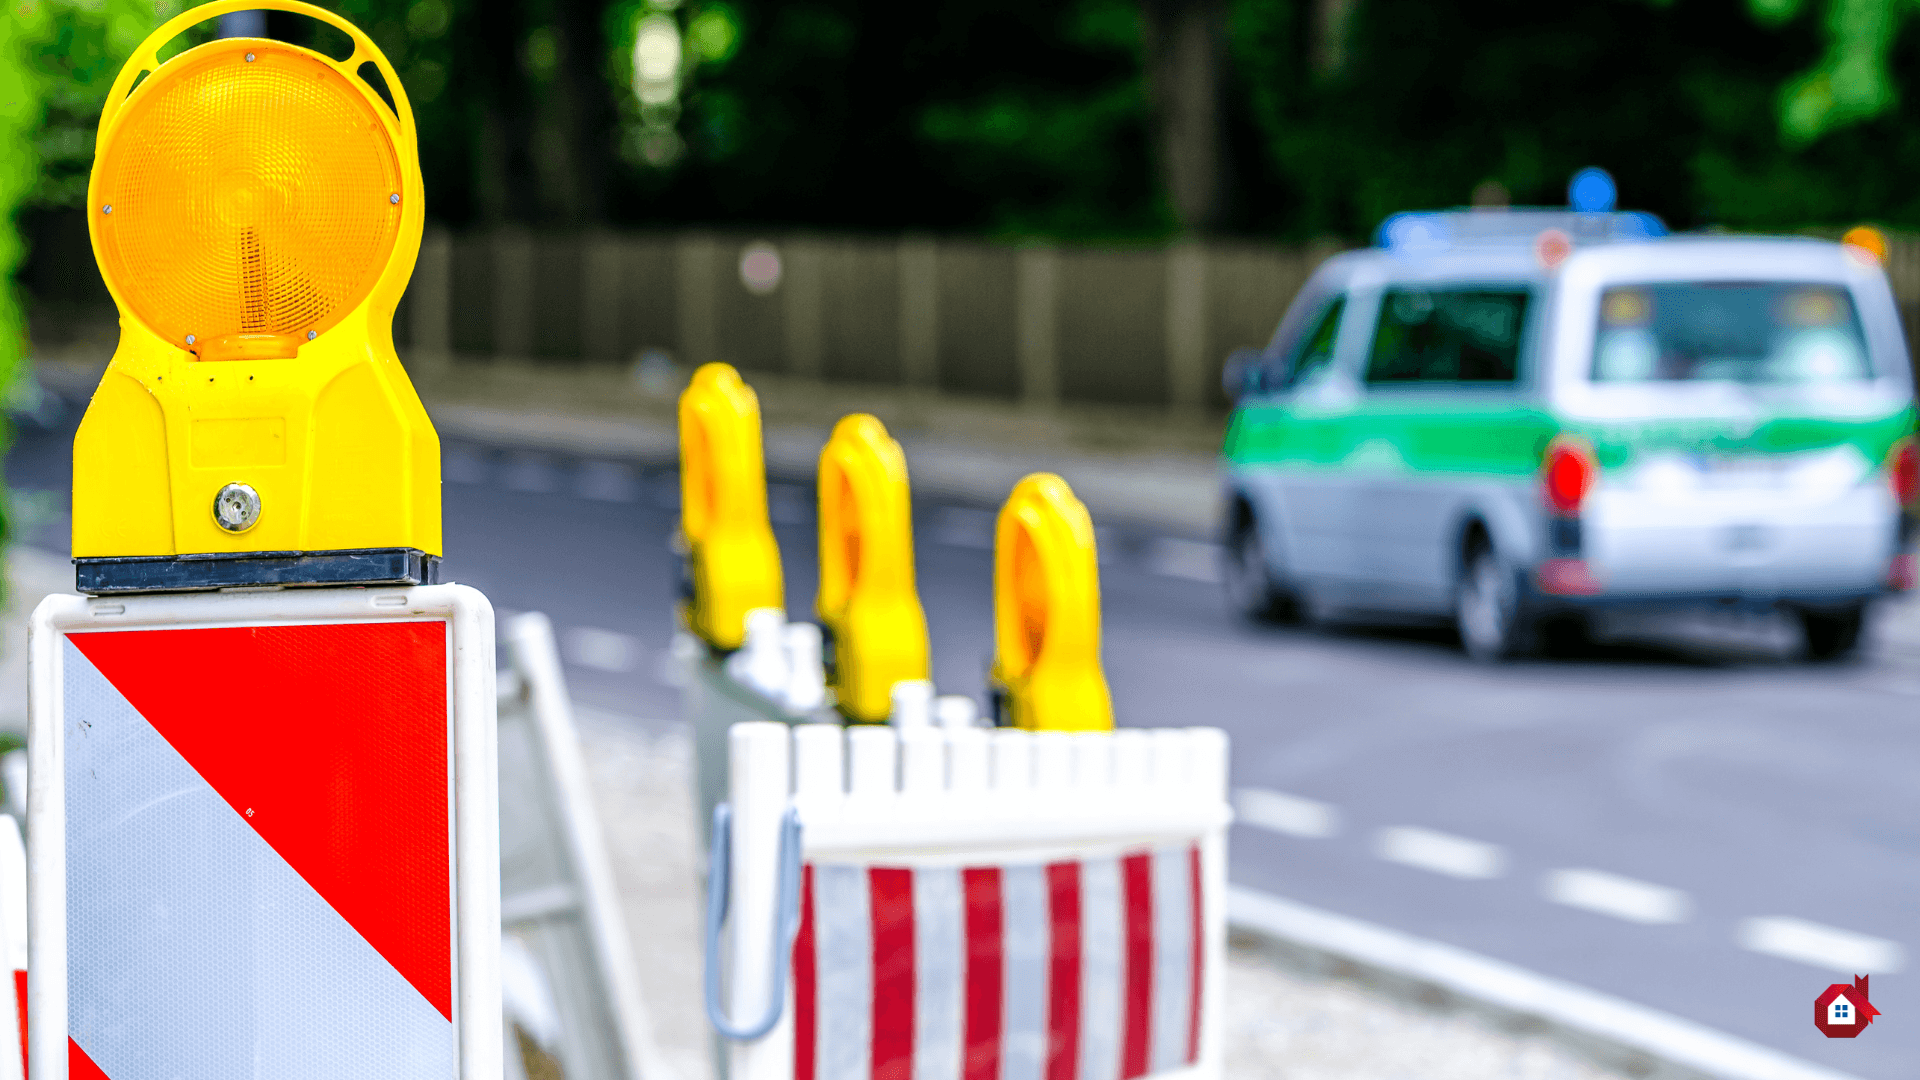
[710,722,1230,1080]
[28,587,501,1080]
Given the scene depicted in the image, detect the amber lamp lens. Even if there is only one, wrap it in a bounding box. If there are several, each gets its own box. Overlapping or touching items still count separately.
[92,43,403,357]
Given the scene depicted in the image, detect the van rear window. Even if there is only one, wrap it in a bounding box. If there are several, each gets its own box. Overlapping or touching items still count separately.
[1591,282,1871,383]
[1365,288,1529,384]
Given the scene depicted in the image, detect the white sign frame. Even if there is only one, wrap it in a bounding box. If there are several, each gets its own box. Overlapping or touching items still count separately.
[27,584,500,1080]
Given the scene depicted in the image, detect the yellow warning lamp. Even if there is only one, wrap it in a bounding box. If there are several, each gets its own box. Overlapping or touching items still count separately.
[1843,225,1890,267]
[679,363,784,650]
[816,414,930,723]
[73,0,438,592]
[989,474,1113,732]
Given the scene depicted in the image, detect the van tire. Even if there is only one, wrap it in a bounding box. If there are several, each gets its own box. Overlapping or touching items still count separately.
[1224,513,1295,623]
[1800,604,1865,661]
[1457,540,1533,661]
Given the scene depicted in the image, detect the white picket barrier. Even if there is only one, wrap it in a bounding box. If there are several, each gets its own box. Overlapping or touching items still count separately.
[708,722,1231,1080]
[498,611,676,1080]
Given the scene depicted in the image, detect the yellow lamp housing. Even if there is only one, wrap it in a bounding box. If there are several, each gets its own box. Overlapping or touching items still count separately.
[816,413,930,723]
[679,363,784,650]
[989,473,1114,732]
[72,0,439,593]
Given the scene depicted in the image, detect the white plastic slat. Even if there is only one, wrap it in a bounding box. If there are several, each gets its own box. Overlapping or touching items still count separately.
[989,730,1032,792]
[1111,729,1150,789]
[899,728,945,795]
[947,730,989,793]
[846,727,897,797]
[1032,732,1073,791]
[792,725,844,798]
[1071,733,1112,789]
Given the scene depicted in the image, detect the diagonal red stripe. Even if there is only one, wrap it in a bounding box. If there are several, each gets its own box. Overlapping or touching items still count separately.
[1044,861,1082,1080]
[71,1037,112,1080]
[961,867,1003,1080]
[793,864,817,1080]
[13,969,23,1080]
[869,867,916,1080]
[70,623,452,1021]
[1120,850,1154,1079]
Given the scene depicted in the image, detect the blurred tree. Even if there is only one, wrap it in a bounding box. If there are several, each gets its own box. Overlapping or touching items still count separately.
[1138,0,1231,231]
[1229,0,1920,237]
[600,0,1169,238]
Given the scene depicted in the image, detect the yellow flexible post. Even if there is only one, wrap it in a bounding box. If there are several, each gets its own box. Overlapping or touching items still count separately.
[679,363,784,650]
[74,0,438,562]
[990,474,1114,731]
[816,414,930,723]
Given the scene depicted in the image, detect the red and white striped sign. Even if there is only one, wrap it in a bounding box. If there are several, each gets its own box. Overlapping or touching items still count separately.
[793,845,1205,1080]
[29,587,500,1080]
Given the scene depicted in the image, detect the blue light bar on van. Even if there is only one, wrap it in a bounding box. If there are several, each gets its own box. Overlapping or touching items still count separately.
[1374,209,1668,253]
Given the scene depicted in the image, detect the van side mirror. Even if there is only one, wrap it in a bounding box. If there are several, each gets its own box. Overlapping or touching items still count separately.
[1222,347,1266,403]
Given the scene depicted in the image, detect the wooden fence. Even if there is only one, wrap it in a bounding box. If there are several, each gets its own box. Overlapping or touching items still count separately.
[399,230,1339,415]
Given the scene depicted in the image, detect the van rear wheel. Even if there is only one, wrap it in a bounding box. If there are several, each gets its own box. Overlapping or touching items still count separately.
[1800,603,1865,661]
[1457,541,1533,661]
[1224,515,1294,623]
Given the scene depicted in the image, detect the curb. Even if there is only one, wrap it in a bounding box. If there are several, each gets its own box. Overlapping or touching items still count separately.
[1227,886,1864,1080]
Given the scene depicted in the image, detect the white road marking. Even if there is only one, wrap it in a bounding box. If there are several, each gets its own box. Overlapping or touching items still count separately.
[574,460,638,502]
[562,627,642,673]
[927,506,997,549]
[1234,788,1339,838]
[1737,917,1906,974]
[1374,826,1506,880]
[1144,538,1222,583]
[1542,868,1690,925]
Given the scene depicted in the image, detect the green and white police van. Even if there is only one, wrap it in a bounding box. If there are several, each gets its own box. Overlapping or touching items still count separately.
[1220,208,1919,660]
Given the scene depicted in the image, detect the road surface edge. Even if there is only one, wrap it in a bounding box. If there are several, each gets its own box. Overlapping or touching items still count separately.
[1227,885,1863,1080]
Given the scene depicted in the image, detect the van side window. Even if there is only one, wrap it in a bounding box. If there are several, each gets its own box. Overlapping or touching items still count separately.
[1365,288,1529,384]
[1284,297,1346,388]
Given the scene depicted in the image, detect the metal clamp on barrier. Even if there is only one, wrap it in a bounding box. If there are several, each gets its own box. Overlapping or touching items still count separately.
[990,473,1115,731]
[816,414,930,723]
[703,803,804,1041]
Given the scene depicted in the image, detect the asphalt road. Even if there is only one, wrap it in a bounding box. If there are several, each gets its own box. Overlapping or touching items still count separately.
[10,392,1917,1079]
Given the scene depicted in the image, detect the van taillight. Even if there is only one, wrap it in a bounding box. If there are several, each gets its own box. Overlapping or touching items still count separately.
[1888,437,1919,506]
[1543,438,1598,514]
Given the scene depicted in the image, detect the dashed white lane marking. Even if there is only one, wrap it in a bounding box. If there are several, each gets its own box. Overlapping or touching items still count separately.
[1235,788,1339,838]
[1737,917,1906,974]
[1144,538,1222,583]
[562,626,642,673]
[1375,826,1506,880]
[1543,868,1691,925]
[926,506,996,549]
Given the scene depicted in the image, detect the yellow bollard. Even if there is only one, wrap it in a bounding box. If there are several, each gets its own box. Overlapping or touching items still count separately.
[679,363,784,650]
[990,473,1114,731]
[816,414,930,723]
[72,0,439,591]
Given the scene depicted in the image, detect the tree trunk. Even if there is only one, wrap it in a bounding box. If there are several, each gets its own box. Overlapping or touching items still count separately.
[1138,0,1229,233]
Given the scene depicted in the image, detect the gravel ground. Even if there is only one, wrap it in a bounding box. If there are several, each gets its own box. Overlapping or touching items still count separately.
[573,713,1636,1080]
